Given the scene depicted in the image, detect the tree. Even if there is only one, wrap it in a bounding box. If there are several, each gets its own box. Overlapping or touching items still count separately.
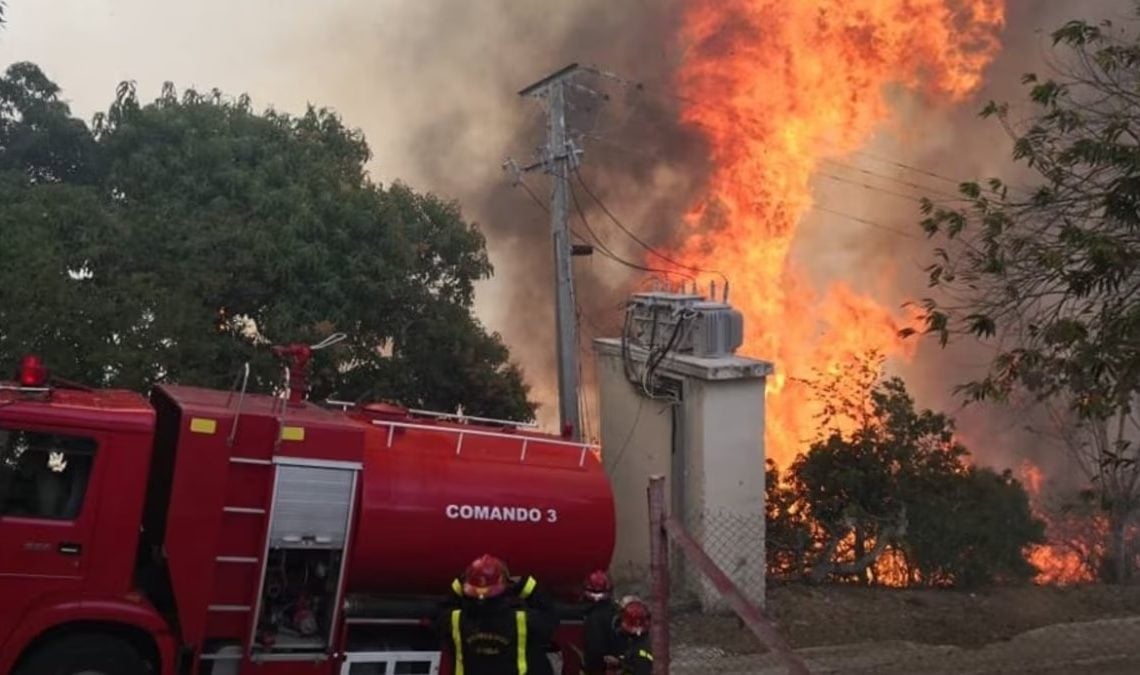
[914,12,1140,580]
[0,63,536,421]
[904,466,1043,587]
[767,353,1044,587]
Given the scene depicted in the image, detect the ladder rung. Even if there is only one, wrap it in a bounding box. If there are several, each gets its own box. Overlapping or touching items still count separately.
[216,556,259,564]
[224,506,266,515]
[230,457,272,466]
[208,604,251,613]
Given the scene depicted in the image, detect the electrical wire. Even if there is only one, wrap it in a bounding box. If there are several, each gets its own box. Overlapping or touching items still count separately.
[513,174,592,243]
[571,124,943,241]
[810,204,922,240]
[516,178,550,214]
[574,302,595,443]
[605,396,644,475]
[572,166,728,284]
[851,150,1001,193]
[515,160,693,280]
[580,65,991,200]
[567,176,696,281]
[619,300,689,402]
[816,171,937,205]
[820,158,964,202]
[641,310,691,398]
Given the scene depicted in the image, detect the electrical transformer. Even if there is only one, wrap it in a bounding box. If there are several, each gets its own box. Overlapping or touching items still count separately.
[627,291,744,358]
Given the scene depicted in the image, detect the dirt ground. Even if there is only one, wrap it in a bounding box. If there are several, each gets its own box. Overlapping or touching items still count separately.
[669,584,1140,673]
[675,582,1140,651]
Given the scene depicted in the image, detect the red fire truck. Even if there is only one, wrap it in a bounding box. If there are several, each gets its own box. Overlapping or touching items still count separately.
[0,350,615,675]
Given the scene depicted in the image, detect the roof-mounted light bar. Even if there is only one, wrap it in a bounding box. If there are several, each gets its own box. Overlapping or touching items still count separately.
[0,354,52,396]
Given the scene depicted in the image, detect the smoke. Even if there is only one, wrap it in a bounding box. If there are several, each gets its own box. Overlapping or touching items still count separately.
[0,0,1131,461]
[823,0,1136,479]
[337,0,1134,460]
[291,0,709,431]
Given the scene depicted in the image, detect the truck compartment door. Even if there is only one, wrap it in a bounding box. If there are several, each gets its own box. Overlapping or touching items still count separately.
[250,461,360,659]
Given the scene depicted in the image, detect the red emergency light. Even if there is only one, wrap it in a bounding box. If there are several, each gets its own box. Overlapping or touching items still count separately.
[19,354,47,388]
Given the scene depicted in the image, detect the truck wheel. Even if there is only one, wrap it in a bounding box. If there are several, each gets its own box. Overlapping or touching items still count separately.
[15,633,149,675]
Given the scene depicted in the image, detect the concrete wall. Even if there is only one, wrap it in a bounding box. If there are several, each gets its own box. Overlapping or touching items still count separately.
[683,376,767,610]
[595,337,772,609]
[595,347,673,589]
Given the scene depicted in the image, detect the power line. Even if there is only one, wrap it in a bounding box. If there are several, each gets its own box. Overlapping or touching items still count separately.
[572,166,728,284]
[580,64,999,201]
[810,204,922,240]
[533,134,923,243]
[573,303,594,443]
[816,171,940,205]
[567,176,696,281]
[821,158,963,202]
[516,178,550,214]
[512,174,593,243]
[606,396,645,474]
[851,150,975,189]
[852,149,1029,199]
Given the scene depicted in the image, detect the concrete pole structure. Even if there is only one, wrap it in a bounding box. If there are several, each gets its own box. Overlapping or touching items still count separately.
[517,64,582,440]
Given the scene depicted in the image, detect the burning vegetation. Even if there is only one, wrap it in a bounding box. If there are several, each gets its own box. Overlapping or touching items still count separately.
[659,0,1140,587]
[764,352,1044,588]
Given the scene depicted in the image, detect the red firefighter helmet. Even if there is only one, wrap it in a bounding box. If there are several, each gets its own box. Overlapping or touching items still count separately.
[619,600,650,636]
[462,554,509,600]
[583,569,613,601]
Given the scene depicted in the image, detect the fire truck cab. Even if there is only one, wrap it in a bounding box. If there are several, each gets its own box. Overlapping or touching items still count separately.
[0,354,614,675]
[0,357,170,674]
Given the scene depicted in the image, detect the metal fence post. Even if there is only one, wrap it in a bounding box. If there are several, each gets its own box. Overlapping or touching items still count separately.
[648,475,670,675]
[664,518,811,675]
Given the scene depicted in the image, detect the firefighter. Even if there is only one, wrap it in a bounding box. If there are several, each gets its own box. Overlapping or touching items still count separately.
[580,569,618,675]
[448,559,547,609]
[606,599,653,675]
[437,554,558,675]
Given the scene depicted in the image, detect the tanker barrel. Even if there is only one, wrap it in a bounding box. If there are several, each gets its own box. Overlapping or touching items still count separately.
[343,594,589,623]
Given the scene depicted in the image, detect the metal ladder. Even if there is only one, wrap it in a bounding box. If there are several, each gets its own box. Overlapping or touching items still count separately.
[204,363,276,648]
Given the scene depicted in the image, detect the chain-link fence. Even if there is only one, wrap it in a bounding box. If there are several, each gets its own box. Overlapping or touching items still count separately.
[646,476,1140,675]
[648,476,809,675]
[666,510,774,675]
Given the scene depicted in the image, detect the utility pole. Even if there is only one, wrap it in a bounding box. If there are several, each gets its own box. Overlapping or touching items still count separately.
[512,63,583,440]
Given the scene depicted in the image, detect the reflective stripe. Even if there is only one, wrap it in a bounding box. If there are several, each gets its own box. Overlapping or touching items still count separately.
[451,609,464,675]
[451,578,463,596]
[516,610,528,675]
[639,648,653,661]
[520,576,537,599]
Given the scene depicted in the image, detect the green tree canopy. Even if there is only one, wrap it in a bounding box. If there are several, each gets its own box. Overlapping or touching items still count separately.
[0,63,535,421]
[914,11,1140,580]
[767,353,1044,588]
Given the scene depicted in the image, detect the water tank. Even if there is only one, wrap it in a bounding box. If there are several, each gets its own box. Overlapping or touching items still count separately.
[348,412,616,598]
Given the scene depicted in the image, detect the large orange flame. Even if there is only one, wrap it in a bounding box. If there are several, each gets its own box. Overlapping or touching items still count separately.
[672,1,1005,467]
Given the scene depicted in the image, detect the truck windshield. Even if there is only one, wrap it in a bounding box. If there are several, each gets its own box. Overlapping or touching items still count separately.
[0,426,96,520]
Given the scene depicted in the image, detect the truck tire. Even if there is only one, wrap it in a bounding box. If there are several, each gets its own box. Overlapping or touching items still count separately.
[15,633,150,675]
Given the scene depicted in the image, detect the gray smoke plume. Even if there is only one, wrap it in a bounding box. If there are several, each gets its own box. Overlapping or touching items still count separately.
[1,0,1131,465]
[298,0,708,432]
[854,0,1135,480]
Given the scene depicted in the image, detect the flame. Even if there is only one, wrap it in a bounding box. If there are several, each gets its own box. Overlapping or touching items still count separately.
[1018,460,1099,585]
[671,0,1005,467]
